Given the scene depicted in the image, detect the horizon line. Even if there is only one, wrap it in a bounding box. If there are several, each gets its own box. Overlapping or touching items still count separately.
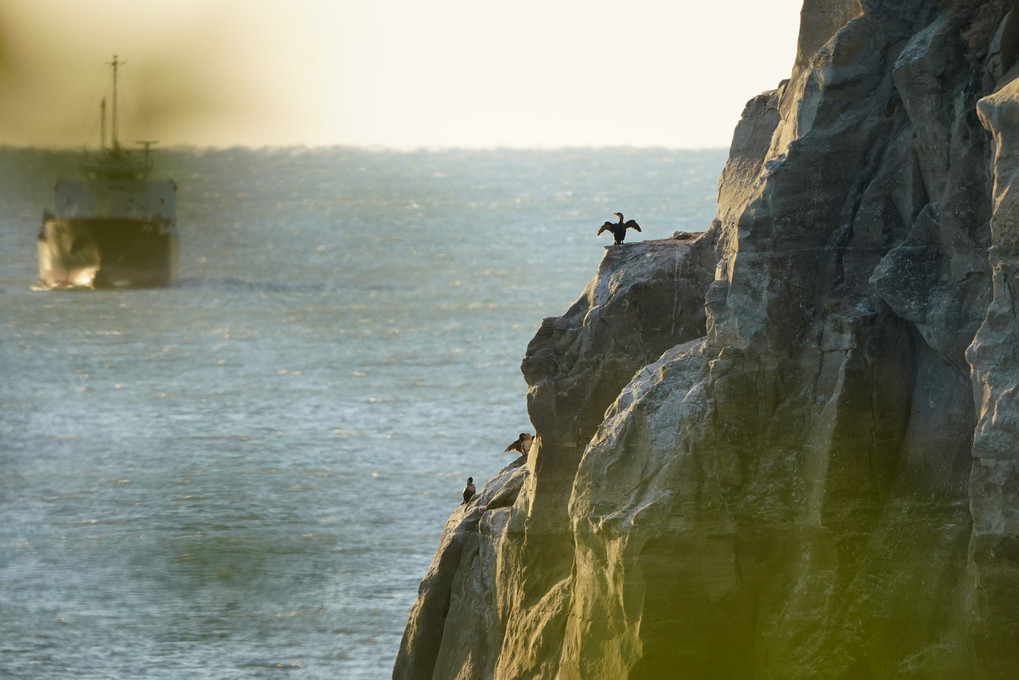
[0,141,732,153]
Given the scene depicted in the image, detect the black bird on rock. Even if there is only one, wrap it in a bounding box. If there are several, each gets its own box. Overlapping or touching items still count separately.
[462,477,476,504]
[597,212,641,245]
[505,432,533,457]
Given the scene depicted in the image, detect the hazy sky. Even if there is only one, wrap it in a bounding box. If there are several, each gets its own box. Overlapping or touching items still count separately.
[0,0,803,149]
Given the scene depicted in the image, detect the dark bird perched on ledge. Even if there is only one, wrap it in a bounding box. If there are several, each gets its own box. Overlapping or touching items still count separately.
[462,477,476,504]
[597,212,641,245]
[505,432,533,456]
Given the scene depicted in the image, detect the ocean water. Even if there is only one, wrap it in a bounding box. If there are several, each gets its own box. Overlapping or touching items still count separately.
[0,146,726,679]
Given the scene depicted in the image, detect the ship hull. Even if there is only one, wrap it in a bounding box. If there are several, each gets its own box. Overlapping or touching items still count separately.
[37,217,179,289]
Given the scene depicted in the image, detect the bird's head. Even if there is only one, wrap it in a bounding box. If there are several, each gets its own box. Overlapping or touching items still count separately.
[612,212,623,219]
[467,477,473,483]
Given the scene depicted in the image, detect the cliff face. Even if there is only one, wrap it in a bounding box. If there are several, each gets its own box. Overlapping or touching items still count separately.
[394,1,1019,678]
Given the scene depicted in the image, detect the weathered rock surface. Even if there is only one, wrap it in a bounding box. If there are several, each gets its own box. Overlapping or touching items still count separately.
[393,460,528,680]
[394,1,1019,678]
[394,235,717,680]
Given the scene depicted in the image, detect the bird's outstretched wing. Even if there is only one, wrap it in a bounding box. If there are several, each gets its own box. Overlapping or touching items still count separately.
[597,221,614,235]
[625,220,641,232]
[505,439,525,452]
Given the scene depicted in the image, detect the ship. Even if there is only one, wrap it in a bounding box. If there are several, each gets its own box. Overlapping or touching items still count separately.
[37,55,178,289]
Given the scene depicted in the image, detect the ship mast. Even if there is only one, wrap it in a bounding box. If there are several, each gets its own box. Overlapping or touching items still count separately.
[100,97,107,150]
[108,54,125,150]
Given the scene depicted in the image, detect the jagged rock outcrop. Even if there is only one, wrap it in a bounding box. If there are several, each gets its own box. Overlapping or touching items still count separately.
[394,236,717,680]
[393,461,529,680]
[394,1,1019,678]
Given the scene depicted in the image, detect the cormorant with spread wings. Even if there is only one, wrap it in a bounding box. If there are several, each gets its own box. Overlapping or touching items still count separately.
[505,433,533,457]
[597,212,641,245]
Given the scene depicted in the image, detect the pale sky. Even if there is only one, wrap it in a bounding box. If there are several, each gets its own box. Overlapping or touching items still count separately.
[0,0,804,149]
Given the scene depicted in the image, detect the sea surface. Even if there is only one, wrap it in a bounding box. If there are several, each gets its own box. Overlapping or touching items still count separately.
[0,146,726,679]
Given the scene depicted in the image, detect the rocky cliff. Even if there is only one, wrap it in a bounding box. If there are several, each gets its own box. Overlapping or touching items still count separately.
[394,1,1019,678]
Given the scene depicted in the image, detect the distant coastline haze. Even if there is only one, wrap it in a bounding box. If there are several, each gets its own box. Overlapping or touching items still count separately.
[0,0,802,149]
